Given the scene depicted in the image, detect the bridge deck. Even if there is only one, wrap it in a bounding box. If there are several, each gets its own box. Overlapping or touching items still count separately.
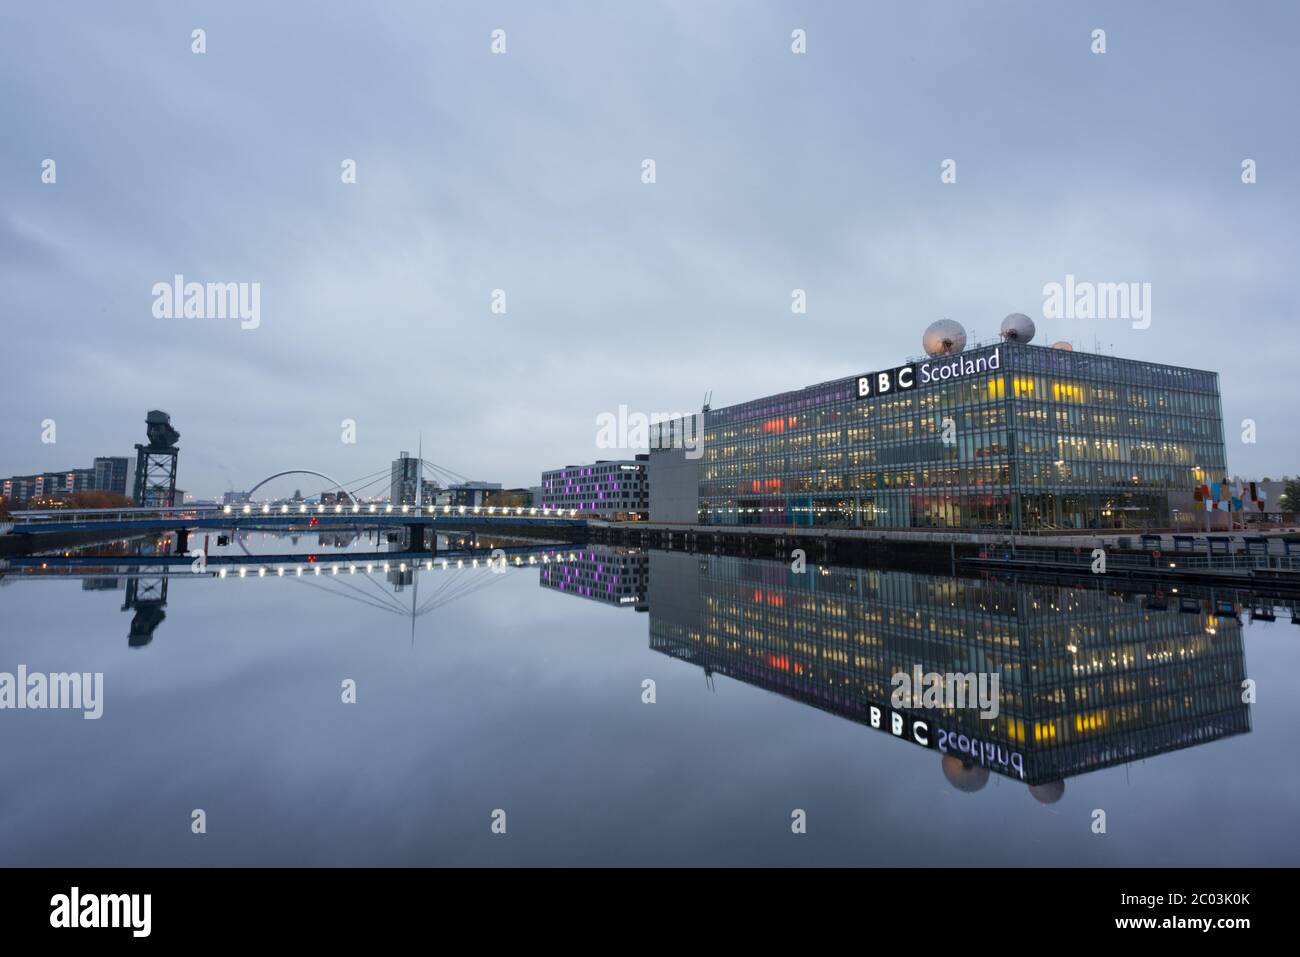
[5,505,591,536]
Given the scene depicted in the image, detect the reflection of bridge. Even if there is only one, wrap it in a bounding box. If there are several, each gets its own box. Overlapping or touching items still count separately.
[4,543,591,576]
[5,542,591,646]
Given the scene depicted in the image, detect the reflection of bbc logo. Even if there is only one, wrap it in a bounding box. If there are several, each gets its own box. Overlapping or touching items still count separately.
[857,364,916,399]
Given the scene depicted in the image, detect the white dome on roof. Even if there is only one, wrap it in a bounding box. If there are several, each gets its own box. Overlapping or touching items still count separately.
[1000,313,1036,343]
[923,319,967,357]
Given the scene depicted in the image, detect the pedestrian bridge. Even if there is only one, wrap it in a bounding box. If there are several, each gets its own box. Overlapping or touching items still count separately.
[2,503,593,547]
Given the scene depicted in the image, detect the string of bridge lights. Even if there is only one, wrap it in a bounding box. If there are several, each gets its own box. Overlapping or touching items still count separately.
[224,503,578,518]
[213,551,584,579]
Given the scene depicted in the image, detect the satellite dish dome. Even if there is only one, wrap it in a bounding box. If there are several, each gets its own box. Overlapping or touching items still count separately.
[922,319,967,358]
[1051,340,1073,351]
[941,754,990,793]
[1028,780,1066,804]
[1000,313,1036,344]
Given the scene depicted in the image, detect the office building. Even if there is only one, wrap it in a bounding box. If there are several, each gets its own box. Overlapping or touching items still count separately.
[540,457,649,519]
[390,452,421,506]
[649,332,1227,531]
[2,454,129,505]
[93,456,130,495]
[433,481,504,508]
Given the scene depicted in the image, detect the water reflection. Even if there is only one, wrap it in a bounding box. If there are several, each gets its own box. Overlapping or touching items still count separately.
[2,536,1265,800]
[542,546,1253,797]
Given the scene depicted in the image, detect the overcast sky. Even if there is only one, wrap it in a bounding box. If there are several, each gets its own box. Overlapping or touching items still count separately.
[3,1,1297,498]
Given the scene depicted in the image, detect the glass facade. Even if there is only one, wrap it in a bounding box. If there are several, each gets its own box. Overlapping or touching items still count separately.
[646,551,1249,787]
[684,342,1226,530]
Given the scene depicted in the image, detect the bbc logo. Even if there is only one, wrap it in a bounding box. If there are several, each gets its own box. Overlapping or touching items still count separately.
[857,365,916,399]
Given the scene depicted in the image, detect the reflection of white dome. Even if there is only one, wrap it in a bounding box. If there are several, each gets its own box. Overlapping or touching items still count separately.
[922,319,967,357]
[1051,340,1073,351]
[941,753,990,792]
[1000,313,1036,343]
[1029,780,1065,804]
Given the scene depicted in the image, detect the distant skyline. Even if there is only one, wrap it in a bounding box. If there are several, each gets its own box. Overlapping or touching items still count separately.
[3,1,1297,498]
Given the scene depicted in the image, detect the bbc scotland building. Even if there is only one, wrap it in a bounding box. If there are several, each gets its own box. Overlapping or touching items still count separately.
[649,331,1227,531]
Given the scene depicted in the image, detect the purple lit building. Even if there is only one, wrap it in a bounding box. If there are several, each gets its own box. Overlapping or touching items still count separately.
[539,457,648,519]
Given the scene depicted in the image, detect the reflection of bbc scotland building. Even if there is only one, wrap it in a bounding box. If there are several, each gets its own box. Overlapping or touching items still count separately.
[649,317,1227,530]
[646,551,1249,794]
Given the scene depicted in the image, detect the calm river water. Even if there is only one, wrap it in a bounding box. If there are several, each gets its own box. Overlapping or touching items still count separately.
[1,533,1296,866]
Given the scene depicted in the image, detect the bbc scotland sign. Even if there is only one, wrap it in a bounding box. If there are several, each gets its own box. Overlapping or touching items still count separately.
[857,346,1002,399]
